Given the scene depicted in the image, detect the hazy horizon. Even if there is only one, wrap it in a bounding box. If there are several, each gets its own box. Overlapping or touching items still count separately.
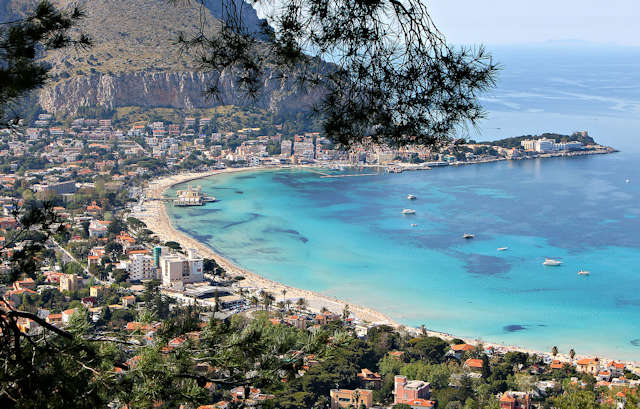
[255,1,640,48]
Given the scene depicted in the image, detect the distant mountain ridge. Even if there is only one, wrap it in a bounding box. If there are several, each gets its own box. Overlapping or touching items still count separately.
[0,0,321,118]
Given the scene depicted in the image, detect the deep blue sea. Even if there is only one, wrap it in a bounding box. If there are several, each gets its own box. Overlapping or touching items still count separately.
[167,45,640,360]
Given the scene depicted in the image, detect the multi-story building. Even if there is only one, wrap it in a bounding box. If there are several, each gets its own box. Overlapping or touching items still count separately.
[293,141,314,157]
[60,274,82,292]
[33,180,77,195]
[280,140,293,157]
[329,389,373,409]
[160,249,204,290]
[499,391,531,409]
[520,139,536,151]
[556,141,582,151]
[535,138,555,152]
[128,254,157,281]
[394,376,431,406]
[184,117,196,128]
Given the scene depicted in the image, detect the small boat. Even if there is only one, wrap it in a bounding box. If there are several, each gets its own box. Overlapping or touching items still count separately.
[410,223,417,227]
[401,209,416,215]
[407,194,416,200]
[497,247,508,251]
[626,178,631,183]
[543,258,563,266]
[463,233,474,239]
[578,270,590,276]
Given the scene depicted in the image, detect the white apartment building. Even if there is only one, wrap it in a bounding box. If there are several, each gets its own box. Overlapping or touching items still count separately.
[521,139,536,151]
[535,138,555,152]
[521,138,583,153]
[160,249,204,290]
[128,254,157,281]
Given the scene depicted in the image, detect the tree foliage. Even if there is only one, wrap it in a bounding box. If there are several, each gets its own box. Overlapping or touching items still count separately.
[0,0,91,125]
[174,0,498,148]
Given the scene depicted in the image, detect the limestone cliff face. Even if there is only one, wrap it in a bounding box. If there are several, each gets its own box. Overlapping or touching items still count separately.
[2,0,322,116]
[38,69,321,116]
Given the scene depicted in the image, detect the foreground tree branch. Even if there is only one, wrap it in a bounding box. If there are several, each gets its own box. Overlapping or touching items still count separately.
[174,0,498,148]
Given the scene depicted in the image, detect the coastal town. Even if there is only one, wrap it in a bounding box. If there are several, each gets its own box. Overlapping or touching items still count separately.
[0,113,633,409]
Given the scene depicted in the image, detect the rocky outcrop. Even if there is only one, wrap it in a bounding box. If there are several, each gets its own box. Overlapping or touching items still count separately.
[39,69,322,116]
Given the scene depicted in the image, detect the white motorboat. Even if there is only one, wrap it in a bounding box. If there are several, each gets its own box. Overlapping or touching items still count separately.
[578,270,590,276]
[407,194,416,200]
[497,247,508,251]
[401,209,416,215]
[463,233,474,239]
[543,258,563,266]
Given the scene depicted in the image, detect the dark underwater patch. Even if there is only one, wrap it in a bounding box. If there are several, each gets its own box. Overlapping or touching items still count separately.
[235,191,243,194]
[235,175,256,180]
[464,254,511,276]
[511,287,561,294]
[223,213,262,229]
[616,298,640,308]
[504,324,527,332]
[254,247,280,255]
[630,339,640,347]
[264,227,309,243]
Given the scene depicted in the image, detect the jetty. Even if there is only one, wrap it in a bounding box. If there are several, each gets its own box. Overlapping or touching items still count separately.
[173,185,216,206]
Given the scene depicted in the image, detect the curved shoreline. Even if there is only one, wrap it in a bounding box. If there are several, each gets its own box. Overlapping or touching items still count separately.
[137,167,640,368]
[139,167,401,328]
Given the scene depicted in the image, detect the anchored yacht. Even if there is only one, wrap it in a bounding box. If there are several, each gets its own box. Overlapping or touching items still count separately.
[543,258,563,266]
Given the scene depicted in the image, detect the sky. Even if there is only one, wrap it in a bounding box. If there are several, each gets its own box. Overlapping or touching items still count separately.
[424,0,640,46]
[254,0,640,47]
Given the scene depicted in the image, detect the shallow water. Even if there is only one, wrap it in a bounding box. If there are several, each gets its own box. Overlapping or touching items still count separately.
[168,152,640,360]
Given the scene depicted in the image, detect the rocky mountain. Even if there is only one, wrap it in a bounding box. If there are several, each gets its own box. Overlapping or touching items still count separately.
[1,0,320,118]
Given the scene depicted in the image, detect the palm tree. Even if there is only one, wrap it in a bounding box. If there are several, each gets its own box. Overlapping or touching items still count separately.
[551,346,558,357]
[249,295,259,310]
[285,299,292,312]
[296,297,307,312]
[569,348,576,360]
[281,288,287,304]
[261,291,275,312]
[276,301,285,311]
[320,306,329,315]
[342,304,350,321]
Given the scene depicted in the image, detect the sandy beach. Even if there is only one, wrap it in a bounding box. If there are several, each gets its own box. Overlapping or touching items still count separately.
[137,167,400,327]
[135,168,640,369]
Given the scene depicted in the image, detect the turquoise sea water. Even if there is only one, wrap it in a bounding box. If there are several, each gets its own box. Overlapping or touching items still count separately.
[167,152,640,361]
[167,44,640,359]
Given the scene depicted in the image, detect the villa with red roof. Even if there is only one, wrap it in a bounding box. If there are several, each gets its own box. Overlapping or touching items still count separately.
[464,358,484,371]
[500,392,531,409]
